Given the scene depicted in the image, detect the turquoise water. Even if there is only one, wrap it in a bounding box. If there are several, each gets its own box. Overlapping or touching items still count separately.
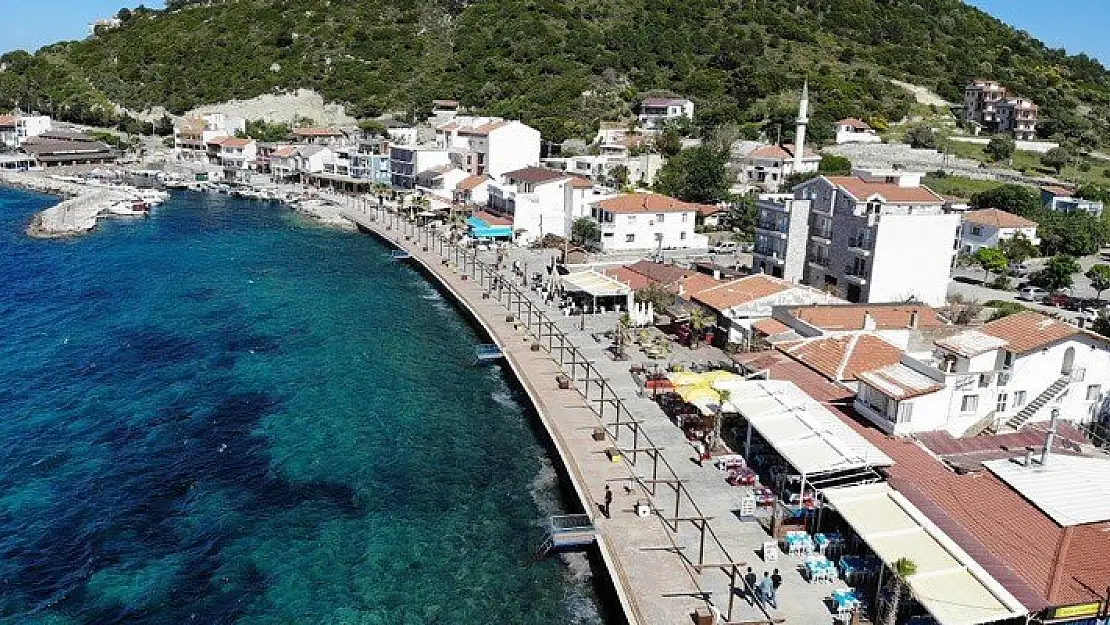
[0,188,606,624]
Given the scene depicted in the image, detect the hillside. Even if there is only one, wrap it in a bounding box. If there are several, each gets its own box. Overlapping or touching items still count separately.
[2,0,1109,146]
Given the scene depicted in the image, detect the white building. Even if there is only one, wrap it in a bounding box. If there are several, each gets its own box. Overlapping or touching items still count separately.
[205,137,257,170]
[389,145,450,189]
[487,167,602,245]
[637,97,694,130]
[454,174,491,206]
[789,169,959,306]
[730,84,820,192]
[964,81,1038,141]
[434,117,541,179]
[0,114,51,148]
[175,113,246,161]
[1041,185,1103,218]
[545,146,666,187]
[414,165,470,201]
[959,208,1039,255]
[855,311,1110,437]
[834,118,881,144]
[588,192,709,253]
[297,146,334,175]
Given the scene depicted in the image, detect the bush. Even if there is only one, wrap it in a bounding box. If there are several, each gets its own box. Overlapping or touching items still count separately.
[988,301,1031,321]
[990,275,1013,291]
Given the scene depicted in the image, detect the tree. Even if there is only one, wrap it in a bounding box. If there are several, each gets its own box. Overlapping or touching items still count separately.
[635,284,676,310]
[818,154,852,175]
[153,114,174,136]
[116,7,133,22]
[970,184,1041,217]
[1076,184,1110,204]
[725,195,756,235]
[357,119,387,136]
[653,146,730,204]
[712,388,731,452]
[999,233,1038,265]
[905,125,937,149]
[971,247,1008,282]
[687,306,711,348]
[571,217,600,245]
[608,164,629,188]
[780,171,819,191]
[1087,264,1110,300]
[1042,147,1071,174]
[655,126,682,157]
[881,558,918,625]
[1031,254,1081,291]
[986,134,1015,162]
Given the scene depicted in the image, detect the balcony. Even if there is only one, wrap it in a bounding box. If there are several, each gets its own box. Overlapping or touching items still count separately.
[810,229,832,244]
[848,238,872,256]
[806,255,830,268]
[754,247,786,265]
[756,221,789,237]
[844,264,868,284]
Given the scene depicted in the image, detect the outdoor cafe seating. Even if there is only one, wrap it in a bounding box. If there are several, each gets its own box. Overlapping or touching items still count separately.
[804,554,837,583]
[839,554,882,586]
[832,588,861,622]
[784,530,815,556]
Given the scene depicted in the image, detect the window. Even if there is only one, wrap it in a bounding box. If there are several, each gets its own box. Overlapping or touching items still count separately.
[996,393,1008,413]
[625,234,635,243]
[656,214,665,223]
[1087,385,1102,401]
[971,226,982,236]
[682,213,688,222]
[680,231,687,240]
[960,395,979,412]
[654,232,663,242]
[896,402,913,424]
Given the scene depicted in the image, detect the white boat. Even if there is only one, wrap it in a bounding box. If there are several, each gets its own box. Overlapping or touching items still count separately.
[105,199,150,217]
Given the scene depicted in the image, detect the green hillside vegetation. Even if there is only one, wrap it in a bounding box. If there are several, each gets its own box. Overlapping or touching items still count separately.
[2,0,1110,147]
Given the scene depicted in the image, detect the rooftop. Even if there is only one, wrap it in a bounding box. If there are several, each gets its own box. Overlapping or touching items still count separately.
[935,329,1010,357]
[753,317,791,337]
[857,363,945,400]
[963,208,1038,229]
[692,274,792,312]
[747,143,819,161]
[0,114,17,127]
[981,311,1081,354]
[1041,185,1073,198]
[984,455,1110,526]
[788,303,944,332]
[469,210,513,227]
[778,334,903,382]
[503,166,569,185]
[823,175,945,205]
[837,118,872,130]
[292,127,345,137]
[456,174,490,191]
[593,192,709,215]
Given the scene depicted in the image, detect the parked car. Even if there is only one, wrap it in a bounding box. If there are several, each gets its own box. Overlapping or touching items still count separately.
[1008,262,1032,277]
[711,241,739,254]
[1017,286,1048,301]
[1045,292,1070,307]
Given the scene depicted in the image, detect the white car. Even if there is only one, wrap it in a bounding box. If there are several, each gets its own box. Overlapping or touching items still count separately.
[711,241,739,254]
[1017,286,1048,301]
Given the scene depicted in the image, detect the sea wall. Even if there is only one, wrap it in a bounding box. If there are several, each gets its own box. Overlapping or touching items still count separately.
[0,172,131,239]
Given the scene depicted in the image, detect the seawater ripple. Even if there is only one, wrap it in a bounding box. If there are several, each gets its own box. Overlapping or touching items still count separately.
[0,188,606,625]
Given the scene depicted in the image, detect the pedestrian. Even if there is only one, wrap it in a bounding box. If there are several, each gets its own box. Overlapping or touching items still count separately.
[603,484,613,519]
[744,567,758,606]
[760,571,776,608]
[771,568,782,592]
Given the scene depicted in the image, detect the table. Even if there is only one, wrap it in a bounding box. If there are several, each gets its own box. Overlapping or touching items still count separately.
[832,589,861,621]
[784,532,815,556]
[839,555,882,585]
[805,556,836,583]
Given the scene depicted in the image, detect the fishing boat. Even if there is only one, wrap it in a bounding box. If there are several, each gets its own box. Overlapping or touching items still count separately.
[390,249,412,261]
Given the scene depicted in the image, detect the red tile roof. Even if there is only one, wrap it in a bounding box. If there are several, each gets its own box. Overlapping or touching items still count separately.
[778,333,903,382]
[593,192,703,215]
[603,266,654,291]
[789,303,944,331]
[456,174,490,191]
[824,176,945,204]
[458,120,510,136]
[1041,185,1073,198]
[963,208,1038,229]
[676,273,721,298]
[692,275,792,312]
[753,318,791,336]
[503,166,568,185]
[747,143,818,161]
[470,210,512,226]
[838,117,872,130]
[292,127,344,137]
[0,115,17,127]
[568,176,594,189]
[981,311,1080,354]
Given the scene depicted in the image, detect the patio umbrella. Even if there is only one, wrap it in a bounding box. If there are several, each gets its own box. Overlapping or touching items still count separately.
[667,371,703,387]
[702,370,742,385]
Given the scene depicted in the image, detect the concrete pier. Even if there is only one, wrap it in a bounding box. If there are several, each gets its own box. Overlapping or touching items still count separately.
[0,172,132,238]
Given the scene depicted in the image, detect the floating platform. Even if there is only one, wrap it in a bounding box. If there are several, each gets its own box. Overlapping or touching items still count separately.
[390,249,412,261]
[533,514,598,560]
[473,344,503,365]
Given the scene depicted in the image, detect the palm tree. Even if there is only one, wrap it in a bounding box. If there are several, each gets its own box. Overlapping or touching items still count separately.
[881,557,917,625]
[712,388,731,451]
[688,306,711,348]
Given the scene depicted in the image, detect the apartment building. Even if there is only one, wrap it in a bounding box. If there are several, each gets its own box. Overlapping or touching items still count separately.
[205,137,257,170]
[434,117,541,179]
[588,192,708,253]
[778,169,959,306]
[964,81,1038,140]
[174,113,246,161]
[388,145,450,189]
[959,208,1039,254]
[1041,185,1104,217]
[636,97,694,130]
[486,166,599,245]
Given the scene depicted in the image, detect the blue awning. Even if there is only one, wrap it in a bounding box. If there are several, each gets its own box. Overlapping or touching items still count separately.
[466,215,513,239]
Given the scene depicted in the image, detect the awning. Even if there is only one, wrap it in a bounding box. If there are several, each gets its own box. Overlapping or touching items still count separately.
[465,215,512,239]
[726,380,893,476]
[824,483,1027,625]
[559,270,633,298]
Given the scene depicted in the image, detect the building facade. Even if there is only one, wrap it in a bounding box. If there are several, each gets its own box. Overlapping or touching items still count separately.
[959,208,1039,254]
[1041,185,1103,217]
[753,197,811,282]
[174,113,246,161]
[834,118,881,144]
[637,98,694,130]
[588,192,708,252]
[787,169,959,306]
[964,81,1038,140]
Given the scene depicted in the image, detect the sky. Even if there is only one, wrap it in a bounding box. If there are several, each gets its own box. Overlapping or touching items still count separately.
[0,1,1107,65]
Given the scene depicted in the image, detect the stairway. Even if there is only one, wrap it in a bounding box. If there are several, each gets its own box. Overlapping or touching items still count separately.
[1005,377,1069,430]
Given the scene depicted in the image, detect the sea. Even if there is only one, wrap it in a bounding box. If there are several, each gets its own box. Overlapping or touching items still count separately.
[0,187,609,625]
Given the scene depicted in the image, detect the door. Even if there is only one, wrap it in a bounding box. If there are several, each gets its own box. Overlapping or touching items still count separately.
[1062,346,1075,376]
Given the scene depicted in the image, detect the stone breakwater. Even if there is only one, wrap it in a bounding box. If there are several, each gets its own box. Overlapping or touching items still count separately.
[0,172,132,239]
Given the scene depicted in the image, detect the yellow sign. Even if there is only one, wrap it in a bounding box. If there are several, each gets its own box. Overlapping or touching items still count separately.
[1049,602,1102,620]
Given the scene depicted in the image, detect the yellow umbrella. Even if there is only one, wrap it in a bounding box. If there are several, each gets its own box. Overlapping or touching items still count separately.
[678,384,720,406]
[702,370,742,385]
[668,371,702,387]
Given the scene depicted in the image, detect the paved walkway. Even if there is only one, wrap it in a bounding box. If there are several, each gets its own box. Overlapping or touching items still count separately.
[339,201,852,625]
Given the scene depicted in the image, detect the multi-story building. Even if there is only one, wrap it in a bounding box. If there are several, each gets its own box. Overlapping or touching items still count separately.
[434,117,541,179]
[732,143,821,193]
[388,145,450,189]
[543,145,666,187]
[959,208,1039,255]
[834,118,881,144]
[291,127,348,146]
[855,311,1110,437]
[486,167,600,245]
[753,197,811,282]
[1041,185,1104,217]
[776,168,959,306]
[588,192,709,253]
[691,274,843,348]
[963,81,1038,140]
[349,139,391,185]
[1,114,52,148]
[205,137,257,170]
[636,97,694,130]
[174,113,245,161]
[0,115,16,148]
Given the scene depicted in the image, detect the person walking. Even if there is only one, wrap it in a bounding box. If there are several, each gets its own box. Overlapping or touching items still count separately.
[603,485,613,519]
[744,567,759,606]
[760,570,777,609]
[771,568,782,593]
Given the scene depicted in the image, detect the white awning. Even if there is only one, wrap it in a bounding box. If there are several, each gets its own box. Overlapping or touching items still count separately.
[824,483,1027,625]
[726,380,893,476]
[560,270,633,298]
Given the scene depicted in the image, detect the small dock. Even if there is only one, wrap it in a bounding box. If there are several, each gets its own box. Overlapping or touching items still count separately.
[473,343,503,364]
[390,249,411,261]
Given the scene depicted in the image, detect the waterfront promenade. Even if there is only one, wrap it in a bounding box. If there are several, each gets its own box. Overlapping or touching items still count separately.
[337,201,849,625]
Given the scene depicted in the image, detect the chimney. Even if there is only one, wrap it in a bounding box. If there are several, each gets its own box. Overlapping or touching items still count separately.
[1024,446,1035,468]
[1041,407,1060,469]
[909,309,919,329]
[863,311,876,331]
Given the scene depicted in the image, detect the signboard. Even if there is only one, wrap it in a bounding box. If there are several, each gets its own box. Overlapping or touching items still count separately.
[1048,601,1103,620]
[739,495,756,519]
